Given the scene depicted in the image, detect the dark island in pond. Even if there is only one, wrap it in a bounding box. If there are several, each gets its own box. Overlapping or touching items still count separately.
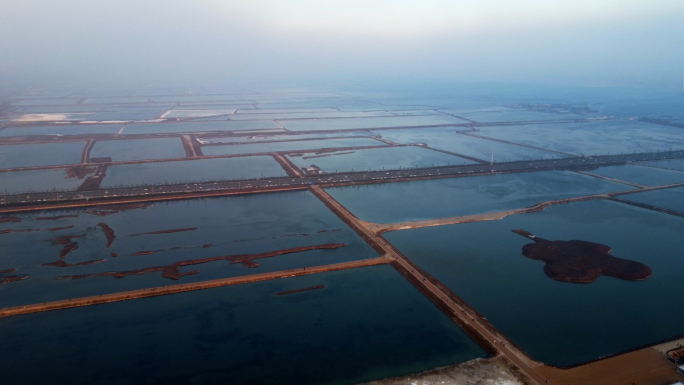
[512,229,652,284]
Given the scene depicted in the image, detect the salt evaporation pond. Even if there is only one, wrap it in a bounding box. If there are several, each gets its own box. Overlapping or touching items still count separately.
[0,191,378,308]
[326,171,628,223]
[288,146,476,173]
[0,124,124,137]
[121,120,282,134]
[374,128,566,162]
[90,138,185,161]
[100,156,287,187]
[385,200,684,366]
[202,138,383,156]
[0,266,486,384]
[474,120,684,156]
[0,168,84,194]
[620,187,684,213]
[0,142,84,168]
[589,165,684,186]
[636,158,684,172]
[280,115,466,131]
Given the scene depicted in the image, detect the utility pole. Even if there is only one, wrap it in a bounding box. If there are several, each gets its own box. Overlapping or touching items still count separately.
[490,150,494,165]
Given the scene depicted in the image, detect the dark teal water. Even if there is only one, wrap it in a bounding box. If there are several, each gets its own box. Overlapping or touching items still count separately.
[590,165,684,186]
[326,171,628,223]
[0,266,487,384]
[0,191,378,308]
[385,200,684,366]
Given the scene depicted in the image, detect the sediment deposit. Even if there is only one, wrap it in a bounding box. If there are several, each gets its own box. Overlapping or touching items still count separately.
[513,229,652,283]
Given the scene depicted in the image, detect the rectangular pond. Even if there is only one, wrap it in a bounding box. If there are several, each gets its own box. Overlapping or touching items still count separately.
[90,138,185,161]
[288,146,476,174]
[326,171,629,224]
[0,265,486,384]
[0,124,124,137]
[0,190,378,308]
[475,120,684,157]
[589,165,684,186]
[619,187,684,213]
[384,199,684,366]
[100,156,287,187]
[0,168,85,195]
[121,121,282,134]
[280,115,466,131]
[202,138,383,156]
[636,158,684,172]
[374,128,566,162]
[0,142,85,169]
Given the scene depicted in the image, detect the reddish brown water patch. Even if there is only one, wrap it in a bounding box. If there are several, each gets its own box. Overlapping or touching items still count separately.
[0,225,75,235]
[58,243,346,281]
[43,259,106,267]
[276,285,325,296]
[110,253,118,257]
[0,268,17,274]
[36,215,79,221]
[0,216,21,224]
[512,229,652,283]
[98,223,115,248]
[127,227,197,237]
[51,234,86,245]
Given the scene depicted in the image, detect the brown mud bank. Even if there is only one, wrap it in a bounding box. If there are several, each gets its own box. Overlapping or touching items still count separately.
[0,225,75,235]
[84,202,152,217]
[276,285,325,296]
[513,229,652,283]
[0,216,21,224]
[43,259,106,267]
[36,215,79,221]
[97,223,115,247]
[127,227,197,236]
[0,269,29,285]
[58,243,347,281]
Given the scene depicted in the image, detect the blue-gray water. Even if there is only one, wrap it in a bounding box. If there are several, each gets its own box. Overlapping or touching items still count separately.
[589,165,684,186]
[326,171,628,224]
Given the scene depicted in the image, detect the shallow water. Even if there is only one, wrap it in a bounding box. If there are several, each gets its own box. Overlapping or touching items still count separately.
[475,120,684,156]
[0,168,84,194]
[288,146,476,173]
[101,156,287,187]
[636,158,684,172]
[0,124,124,137]
[620,187,684,213]
[326,171,628,223]
[589,165,684,186]
[375,128,566,161]
[0,265,486,385]
[202,138,383,156]
[0,190,378,307]
[121,120,282,134]
[0,142,84,168]
[280,115,466,131]
[90,138,185,161]
[385,200,684,366]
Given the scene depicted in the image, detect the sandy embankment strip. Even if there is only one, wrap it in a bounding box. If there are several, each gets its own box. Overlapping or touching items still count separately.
[0,257,388,318]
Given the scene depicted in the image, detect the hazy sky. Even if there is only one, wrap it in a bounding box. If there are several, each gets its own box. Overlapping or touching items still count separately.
[1,0,682,87]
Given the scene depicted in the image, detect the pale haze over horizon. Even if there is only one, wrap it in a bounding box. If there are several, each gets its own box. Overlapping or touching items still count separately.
[1,0,683,88]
